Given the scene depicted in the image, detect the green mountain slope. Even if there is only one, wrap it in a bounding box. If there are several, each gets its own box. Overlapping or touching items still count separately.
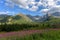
[47,16,60,23]
[0,14,33,24]
[12,14,32,24]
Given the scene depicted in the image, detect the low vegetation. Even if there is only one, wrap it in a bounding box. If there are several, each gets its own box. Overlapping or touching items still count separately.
[0,21,60,32]
[0,30,60,40]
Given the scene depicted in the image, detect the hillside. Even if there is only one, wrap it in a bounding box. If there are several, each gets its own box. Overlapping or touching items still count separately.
[0,13,60,24]
[12,14,32,24]
[0,14,11,23]
[0,14,33,24]
[48,16,60,23]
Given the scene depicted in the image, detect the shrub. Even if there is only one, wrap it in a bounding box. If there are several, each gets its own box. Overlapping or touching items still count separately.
[0,22,60,32]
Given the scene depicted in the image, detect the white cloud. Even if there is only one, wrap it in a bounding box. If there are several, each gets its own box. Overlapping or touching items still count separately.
[37,2,42,6]
[39,0,60,15]
[49,6,60,13]
[0,11,15,15]
[40,9,49,13]
[40,0,57,8]
[5,0,60,13]
[0,11,8,14]
[29,6,38,11]
[5,0,39,11]
[40,5,60,15]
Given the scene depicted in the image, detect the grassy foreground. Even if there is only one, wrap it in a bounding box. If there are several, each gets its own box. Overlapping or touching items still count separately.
[0,30,60,40]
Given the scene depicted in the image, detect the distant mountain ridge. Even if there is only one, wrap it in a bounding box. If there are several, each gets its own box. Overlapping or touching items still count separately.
[0,12,60,23]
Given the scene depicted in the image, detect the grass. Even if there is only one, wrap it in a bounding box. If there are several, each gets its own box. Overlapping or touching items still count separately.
[0,30,60,40]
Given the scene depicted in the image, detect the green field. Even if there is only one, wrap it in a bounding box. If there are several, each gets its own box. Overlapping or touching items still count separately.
[0,30,60,40]
[0,15,60,40]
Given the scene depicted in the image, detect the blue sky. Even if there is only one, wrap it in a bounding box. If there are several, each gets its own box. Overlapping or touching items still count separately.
[0,0,60,16]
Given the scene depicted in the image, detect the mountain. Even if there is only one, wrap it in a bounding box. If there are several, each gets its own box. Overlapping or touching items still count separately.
[12,14,32,24]
[32,15,42,22]
[0,14,11,23]
[43,12,60,23]
[0,14,33,24]
[0,12,60,24]
[0,13,46,23]
[47,16,60,23]
[51,12,60,18]
[52,12,60,16]
[27,15,46,22]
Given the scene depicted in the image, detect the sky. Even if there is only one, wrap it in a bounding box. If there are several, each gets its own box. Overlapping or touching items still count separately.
[0,0,60,16]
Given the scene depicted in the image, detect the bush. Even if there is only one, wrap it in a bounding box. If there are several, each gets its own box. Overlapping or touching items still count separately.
[0,23,40,32]
[0,22,60,32]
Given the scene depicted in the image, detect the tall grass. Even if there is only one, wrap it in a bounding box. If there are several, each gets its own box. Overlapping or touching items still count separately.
[0,30,60,40]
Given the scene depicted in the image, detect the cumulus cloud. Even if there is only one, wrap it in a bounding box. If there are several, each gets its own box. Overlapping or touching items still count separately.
[0,11,15,15]
[40,5,60,15]
[40,0,56,7]
[5,0,60,13]
[0,11,8,14]
[40,9,49,14]
[39,0,60,15]
[29,6,38,11]
[5,0,42,11]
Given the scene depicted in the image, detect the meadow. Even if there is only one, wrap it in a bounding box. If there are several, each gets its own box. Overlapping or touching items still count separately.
[0,30,60,40]
[0,18,60,40]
